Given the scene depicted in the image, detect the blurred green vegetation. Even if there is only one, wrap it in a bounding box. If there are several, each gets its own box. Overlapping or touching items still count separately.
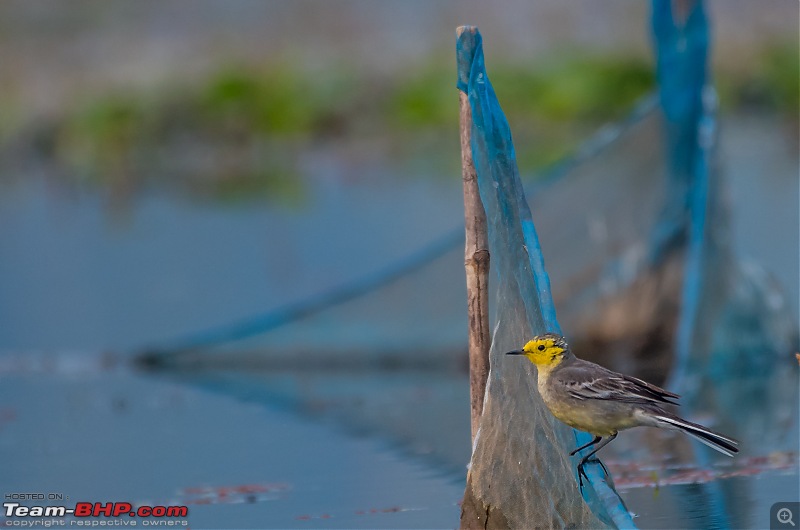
[716,43,799,117]
[17,43,797,203]
[198,65,353,138]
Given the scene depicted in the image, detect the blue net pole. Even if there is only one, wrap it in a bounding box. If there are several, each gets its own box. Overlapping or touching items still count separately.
[648,0,709,266]
[651,0,714,402]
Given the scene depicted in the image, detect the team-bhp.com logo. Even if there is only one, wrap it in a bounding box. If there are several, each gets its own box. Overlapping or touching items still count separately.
[3,501,188,526]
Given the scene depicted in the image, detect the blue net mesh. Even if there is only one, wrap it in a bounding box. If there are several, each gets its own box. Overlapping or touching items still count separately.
[654,0,798,463]
[457,27,634,529]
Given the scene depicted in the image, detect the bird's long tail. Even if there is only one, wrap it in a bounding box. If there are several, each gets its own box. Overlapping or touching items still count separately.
[652,413,739,457]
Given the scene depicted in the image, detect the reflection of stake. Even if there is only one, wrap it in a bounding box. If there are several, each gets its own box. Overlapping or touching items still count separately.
[457,24,490,442]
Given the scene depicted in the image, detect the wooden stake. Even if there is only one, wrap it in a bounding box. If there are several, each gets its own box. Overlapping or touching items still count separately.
[457,25,491,442]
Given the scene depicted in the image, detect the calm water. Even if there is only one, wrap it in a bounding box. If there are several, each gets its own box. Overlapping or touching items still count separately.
[0,174,464,352]
[0,357,464,529]
[0,115,797,528]
[1,354,796,529]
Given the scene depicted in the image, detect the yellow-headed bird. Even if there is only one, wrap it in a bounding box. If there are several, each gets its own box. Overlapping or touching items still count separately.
[506,332,738,486]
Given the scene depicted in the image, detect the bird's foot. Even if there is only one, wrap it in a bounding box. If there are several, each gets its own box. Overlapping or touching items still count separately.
[577,463,588,491]
[576,457,609,491]
[586,456,608,476]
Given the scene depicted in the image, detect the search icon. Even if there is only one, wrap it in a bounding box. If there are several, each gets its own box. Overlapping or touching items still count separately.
[778,507,795,527]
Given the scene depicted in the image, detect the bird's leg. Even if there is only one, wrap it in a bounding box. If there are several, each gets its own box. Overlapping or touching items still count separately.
[576,433,617,489]
[570,435,602,456]
[572,435,601,491]
[579,432,617,463]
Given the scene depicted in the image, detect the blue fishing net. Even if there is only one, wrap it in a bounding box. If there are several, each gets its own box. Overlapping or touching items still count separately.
[646,3,798,526]
[456,27,634,529]
[654,0,798,458]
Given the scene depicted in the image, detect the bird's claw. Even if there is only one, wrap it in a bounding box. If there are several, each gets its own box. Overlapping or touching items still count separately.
[577,464,588,491]
[577,456,609,491]
[586,456,609,476]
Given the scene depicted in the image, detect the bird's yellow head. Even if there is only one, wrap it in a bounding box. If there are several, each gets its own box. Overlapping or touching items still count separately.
[505,333,571,367]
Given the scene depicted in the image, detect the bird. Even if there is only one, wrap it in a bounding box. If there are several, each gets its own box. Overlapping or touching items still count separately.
[505,332,739,488]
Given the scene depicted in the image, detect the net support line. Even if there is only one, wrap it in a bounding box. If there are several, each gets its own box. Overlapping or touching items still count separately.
[137,228,460,360]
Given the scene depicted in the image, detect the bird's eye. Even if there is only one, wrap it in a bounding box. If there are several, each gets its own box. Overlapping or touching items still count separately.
[537,345,545,351]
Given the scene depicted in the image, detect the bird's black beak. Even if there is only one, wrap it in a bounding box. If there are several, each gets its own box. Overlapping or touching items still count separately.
[505,349,525,355]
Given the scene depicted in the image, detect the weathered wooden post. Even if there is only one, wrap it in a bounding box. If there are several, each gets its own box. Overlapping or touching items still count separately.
[457,25,491,442]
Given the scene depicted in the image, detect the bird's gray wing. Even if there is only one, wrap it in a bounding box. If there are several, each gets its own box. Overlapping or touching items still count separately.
[556,362,680,406]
